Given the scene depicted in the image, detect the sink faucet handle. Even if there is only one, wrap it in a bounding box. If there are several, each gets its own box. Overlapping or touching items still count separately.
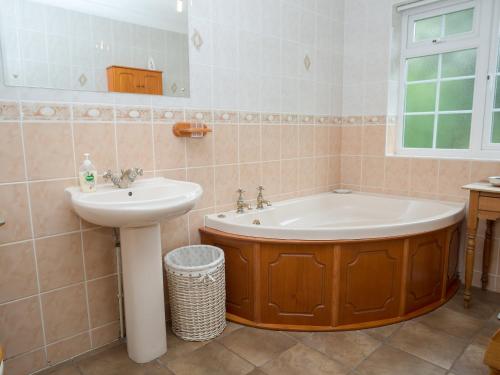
[257,185,264,192]
[103,169,113,181]
[134,168,144,176]
[236,188,245,198]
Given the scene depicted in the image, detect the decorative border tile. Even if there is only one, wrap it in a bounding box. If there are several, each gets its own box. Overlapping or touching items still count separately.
[341,116,363,126]
[280,114,297,124]
[213,110,238,124]
[238,112,261,124]
[0,102,20,121]
[73,105,114,122]
[363,115,386,125]
[262,113,281,124]
[115,106,152,122]
[21,102,71,121]
[185,110,213,123]
[315,115,329,125]
[299,115,315,125]
[153,108,184,123]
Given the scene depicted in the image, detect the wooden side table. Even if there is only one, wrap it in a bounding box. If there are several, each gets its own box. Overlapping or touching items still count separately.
[484,329,500,374]
[463,183,500,308]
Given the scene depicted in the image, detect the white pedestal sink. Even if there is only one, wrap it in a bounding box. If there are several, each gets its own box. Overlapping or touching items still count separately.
[65,178,202,363]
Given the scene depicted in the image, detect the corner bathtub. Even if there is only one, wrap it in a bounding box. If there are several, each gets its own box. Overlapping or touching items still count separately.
[200,192,465,331]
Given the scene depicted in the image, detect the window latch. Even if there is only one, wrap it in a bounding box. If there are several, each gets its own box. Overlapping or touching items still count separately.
[431,38,442,44]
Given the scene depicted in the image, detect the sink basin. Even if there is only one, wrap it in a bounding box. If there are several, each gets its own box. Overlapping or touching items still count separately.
[65,177,202,228]
[65,177,202,363]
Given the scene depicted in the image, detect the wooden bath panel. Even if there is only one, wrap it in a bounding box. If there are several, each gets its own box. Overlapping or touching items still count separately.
[200,225,461,331]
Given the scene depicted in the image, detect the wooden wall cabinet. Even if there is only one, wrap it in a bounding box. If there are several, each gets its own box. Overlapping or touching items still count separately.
[106,66,163,95]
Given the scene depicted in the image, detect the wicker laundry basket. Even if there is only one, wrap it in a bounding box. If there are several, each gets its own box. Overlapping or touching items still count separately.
[164,245,226,341]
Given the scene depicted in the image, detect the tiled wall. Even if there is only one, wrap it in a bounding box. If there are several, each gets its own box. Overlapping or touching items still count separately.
[340,0,500,293]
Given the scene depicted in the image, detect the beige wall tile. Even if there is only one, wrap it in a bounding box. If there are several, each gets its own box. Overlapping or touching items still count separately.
[157,169,186,180]
[0,183,32,244]
[29,179,80,237]
[91,322,120,349]
[214,164,239,206]
[36,233,84,292]
[82,228,116,280]
[281,159,298,193]
[299,158,315,190]
[315,126,330,157]
[361,157,385,188]
[315,157,329,188]
[341,156,362,185]
[42,283,89,343]
[46,332,91,365]
[188,208,214,245]
[0,123,25,183]
[187,167,215,209]
[470,161,500,183]
[154,124,186,170]
[87,275,119,328]
[262,125,281,161]
[23,122,75,180]
[341,126,362,155]
[329,156,341,186]
[262,161,281,196]
[410,159,439,194]
[239,125,261,163]
[384,157,410,192]
[0,297,44,358]
[4,349,46,375]
[0,241,37,303]
[362,126,386,156]
[161,215,189,253]
[438,160,471,197]
[186,133,214,167]
[281,125,299,159]
[239,163,262,195]
[73,122,117,173]
[299,126,314,157]
[329,127,341,155]
[214,124,238,165]
[116,123,154,171]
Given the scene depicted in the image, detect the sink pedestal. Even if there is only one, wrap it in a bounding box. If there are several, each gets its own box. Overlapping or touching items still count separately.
[120,223,167,363]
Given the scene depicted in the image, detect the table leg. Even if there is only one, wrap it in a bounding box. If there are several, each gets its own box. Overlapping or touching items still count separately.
[482,220,494,290]
[464,216,478,308]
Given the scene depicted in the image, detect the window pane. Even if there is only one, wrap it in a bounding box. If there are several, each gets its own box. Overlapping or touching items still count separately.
[406,83,436,112]
[495,78,500,109]
[407,55,439,81]
[404,115,434,148]
[444,8,474,36]
[439,79,474,111]
[492,113,500,143]
[441,49,476,78]
[436,114,471,149]
[497,41,500,72]
[414,15,441,42]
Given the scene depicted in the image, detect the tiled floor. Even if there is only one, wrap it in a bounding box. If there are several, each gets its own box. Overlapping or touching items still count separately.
[40,287,500,375]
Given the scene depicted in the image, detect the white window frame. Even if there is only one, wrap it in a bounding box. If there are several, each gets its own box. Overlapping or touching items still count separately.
[396,0,500,160]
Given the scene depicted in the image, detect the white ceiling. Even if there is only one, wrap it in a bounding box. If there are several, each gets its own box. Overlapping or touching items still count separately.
[33,0,188,33]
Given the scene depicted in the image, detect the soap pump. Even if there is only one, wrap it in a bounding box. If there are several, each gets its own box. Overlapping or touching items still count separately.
[79,153,97,193]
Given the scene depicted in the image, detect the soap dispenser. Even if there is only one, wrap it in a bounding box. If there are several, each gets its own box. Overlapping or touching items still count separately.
[79,153,97,192]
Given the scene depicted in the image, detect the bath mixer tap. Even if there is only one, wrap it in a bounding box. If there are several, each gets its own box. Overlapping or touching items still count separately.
[236,188,252,213]
[256,185,271,209]
[103,168,143,189]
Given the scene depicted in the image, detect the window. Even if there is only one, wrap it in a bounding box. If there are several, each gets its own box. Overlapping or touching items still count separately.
[398,0,500,159]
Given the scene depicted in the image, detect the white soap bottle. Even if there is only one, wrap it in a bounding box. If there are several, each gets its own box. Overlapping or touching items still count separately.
[79,153,97,192]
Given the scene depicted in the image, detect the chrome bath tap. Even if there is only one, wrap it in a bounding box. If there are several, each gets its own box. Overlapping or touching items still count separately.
[103,168,143,188]
[236,188,252,213]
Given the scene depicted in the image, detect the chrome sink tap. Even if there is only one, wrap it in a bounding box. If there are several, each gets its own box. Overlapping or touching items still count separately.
[103,168,143,189]
[256,185,271,209]
[236,188,252,213]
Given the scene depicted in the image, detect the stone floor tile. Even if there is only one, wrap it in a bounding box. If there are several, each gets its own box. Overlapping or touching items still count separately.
[450,343,489,375]
[75,344,172,375]
[259,342,348,375]
[283,331,313,340]
[166,341,254,375]
[218,327,296,367]
[300,330,381,370]
[387,322,467,370]
[355,345,446,375]
[158,328,208,363]
[446,293,496,321]
[40,365,82,375]
[246,370,266,375]
[364,323,403,341]
[416,307,484,339]
[217,321,245,339]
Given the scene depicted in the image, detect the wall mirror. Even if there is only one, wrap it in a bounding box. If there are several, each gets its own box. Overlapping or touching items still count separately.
[0,0,190,97]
